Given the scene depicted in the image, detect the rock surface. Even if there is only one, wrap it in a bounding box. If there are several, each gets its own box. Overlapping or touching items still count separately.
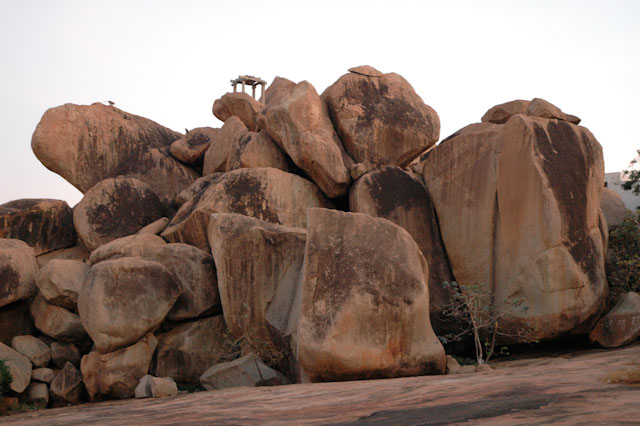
[203,116,249,175]
[35,259,88,311]
[589,292,640,348]
[258,78,352,198]
[31,103,197,205]
[0,238,38,308]
[422,114,607,341]
[30,294,87,342]
[212,92,262,131]
[208,213,307,378]
[226,130,290,173]
[162,167,332,251]
[51,342,81,369]
[200,353,288,390]
[31,367,55,383]
[481,99,531,124]
[79,257,180,353]
[322,66,440,170]
[11,335,51,367]
[349,166,454,332]
[0,342,32,393]
[80,333,157,401]
[0,199,76,255]
[73,176,165,251]
[26,382,49,406]
[154,315,233,384]
[170,127,219,165]
[527,98,581,124]
[135,217,169,235]
[600,187,630,231]
[89,234,167,265]
[134,374,153,399]
[297,208,445,382]
[150,376,178,398]
[0,299,35,345]
[36,244,89,269]
[50,362,85,406]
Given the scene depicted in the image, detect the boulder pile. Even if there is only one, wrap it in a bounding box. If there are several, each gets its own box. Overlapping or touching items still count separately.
[0,66,629,409]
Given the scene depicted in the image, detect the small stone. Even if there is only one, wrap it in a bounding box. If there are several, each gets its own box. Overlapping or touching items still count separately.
[151,376,178,398]
[0,342,32,393]
[445,355,461,374]
[31,367,55,383]
[200,353,288,390]
[49,362,85,407]
[134,374,153,399]
[475,363,493,373]
[11,335,51,367]
[26,382,49,406]
[51,342,81,368]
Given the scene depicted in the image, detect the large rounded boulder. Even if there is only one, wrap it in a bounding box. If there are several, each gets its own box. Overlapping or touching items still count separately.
[0,239,38,308]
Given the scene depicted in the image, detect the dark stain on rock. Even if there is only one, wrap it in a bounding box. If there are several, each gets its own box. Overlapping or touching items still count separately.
[364,166,426,217]
[222,172,280,224]
[0,263,20,300]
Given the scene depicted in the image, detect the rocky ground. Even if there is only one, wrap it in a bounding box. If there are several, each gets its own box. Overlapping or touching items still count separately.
[3,344,639,425]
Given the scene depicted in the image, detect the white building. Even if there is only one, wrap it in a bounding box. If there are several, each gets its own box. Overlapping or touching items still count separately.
[605,171,640,211]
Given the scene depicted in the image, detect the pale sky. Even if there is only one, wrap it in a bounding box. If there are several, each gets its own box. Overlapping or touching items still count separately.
[1,0,639,206]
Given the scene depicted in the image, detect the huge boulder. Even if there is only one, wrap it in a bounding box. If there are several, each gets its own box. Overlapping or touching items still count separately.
[208,213,307,378]
[258,78,352,198]
[0,199,76,255]
[79,257,180,353]
[212,92,262,131]
[73,176,165,251]
[170,127,219,166]
[297,208,445,382]
[162,167,332,251]
[0,239,38,308]
[349,166,455,332]
[49,362,85,406]
[0,342,32,393]
[422,113,607,341]
[80,333,157,401]
[30,294,88,342]
[199,353,288,390]
[321,66,440,170]
[600,187,630,231]
[590,292,640,348]
[154,315,234,385]
[35,259,88,311]
[226,130,290,173]
[31,103,197,205]
[203,116,249,175]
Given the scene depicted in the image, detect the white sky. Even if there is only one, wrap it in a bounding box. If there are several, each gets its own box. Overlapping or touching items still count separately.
[1,0,638,206]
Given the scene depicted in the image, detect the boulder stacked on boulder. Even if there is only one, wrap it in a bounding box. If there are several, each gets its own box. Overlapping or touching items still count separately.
[0,68,623,410]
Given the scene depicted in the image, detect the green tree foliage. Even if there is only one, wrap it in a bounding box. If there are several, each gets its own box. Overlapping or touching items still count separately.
[0,359,12,401]
[606,211,640,305]
[622,149,640,195]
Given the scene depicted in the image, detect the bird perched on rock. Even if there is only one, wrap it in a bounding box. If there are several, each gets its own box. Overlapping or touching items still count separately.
[103,100,115,106]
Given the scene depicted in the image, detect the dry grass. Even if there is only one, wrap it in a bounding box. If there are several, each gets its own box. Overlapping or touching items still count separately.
[606,366,640,385]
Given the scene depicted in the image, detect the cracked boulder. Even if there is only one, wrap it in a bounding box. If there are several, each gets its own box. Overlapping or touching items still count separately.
[422,112,607,341]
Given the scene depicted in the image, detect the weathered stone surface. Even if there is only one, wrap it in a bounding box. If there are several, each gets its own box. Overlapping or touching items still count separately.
[26,382,49,406]
[348,65,384,77]
[89,234,167,265]
[226,130,290,173]
[422,115,606,341]
[349,166,455,332]
[32,367,55,383]
[134,374,153,399]
[200,353,288,390]
[481,100,530,124]
[154,316,233,385]
[212,92,262,131]
[73,176,165,251]
[170,127,219,165]
[30,294,87,343]
[208,213,306,378]
[298,208,445,382]
[0,199,76,255]
[0,299,35,345]
[80,333,157,401]
[36,244,89,269]
[50,362,85,406]
[322,66,440,170]
[203,116,248,175]
[162,167,332,251]
[600,187,630,231]
[590,292,640,348]
[527,98,580,124]
[445,355,462,375]
[175,174,222,207]
[51,342,81,369]
[11,335,51,367]
[0,342,32,393]
[35,259,88,311]
[79,257,180,353]
[151,376,178,398]
[31,103,197,205]
[258,78,352,197]
[136,217,169,235]
[0,238,38,308]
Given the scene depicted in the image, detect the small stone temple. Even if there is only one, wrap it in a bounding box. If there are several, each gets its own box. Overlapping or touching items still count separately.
[231,75,266,103]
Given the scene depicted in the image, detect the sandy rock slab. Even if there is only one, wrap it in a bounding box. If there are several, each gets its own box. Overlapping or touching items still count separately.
[162,167,332,252]
[0,238,38,308]
[0,198,76,255]
[322,65,440,170]
[297,208,445,382]
[31,102,197,206]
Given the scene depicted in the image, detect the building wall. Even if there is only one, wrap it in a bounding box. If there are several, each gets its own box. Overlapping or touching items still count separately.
[605,172,640,211]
